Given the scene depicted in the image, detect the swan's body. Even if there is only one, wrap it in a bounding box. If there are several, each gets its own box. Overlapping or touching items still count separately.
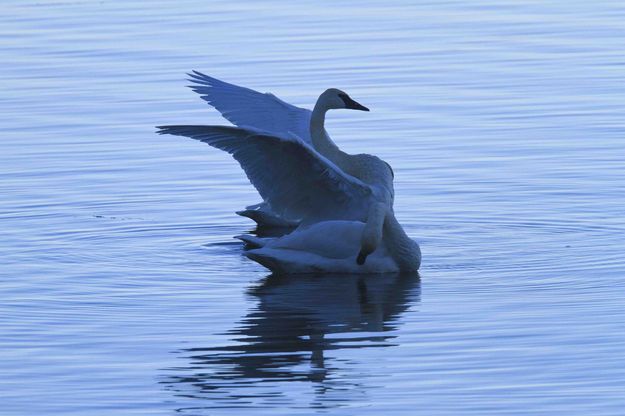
[243,221,397,274]
[158,72,421,273]
[240,219,420,274]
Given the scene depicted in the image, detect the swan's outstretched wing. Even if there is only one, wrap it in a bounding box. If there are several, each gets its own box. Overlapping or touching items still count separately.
[187,71,312,144]
[157,125,370,223]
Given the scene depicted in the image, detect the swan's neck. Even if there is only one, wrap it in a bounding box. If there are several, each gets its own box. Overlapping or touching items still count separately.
[357,202,386,265]
[310,101,349,167]
[383,213,421,271]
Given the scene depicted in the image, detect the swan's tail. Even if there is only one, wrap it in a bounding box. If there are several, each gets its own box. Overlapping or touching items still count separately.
[245,251,287,274]
[236,208,298,228]
[234,234,266,249]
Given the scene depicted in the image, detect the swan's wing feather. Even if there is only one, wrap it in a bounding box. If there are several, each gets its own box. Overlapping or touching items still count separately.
[187,71,312,144]
[157,125,370,222]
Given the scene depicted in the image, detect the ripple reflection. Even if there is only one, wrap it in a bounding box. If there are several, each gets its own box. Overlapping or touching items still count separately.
[163,272,420,411]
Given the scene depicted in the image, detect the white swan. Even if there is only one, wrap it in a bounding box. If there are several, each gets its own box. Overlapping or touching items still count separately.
[239,219,420,274]
[156,125,421,273]
[187,71,370,226]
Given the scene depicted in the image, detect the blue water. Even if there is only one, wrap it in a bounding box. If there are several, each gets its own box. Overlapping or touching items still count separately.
[2,1,625,415]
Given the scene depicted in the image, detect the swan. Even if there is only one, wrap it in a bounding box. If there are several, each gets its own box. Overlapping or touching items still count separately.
[156,125,421,273]
[187,71,370,226]
[239,219,420,274]
[185,73,409,265]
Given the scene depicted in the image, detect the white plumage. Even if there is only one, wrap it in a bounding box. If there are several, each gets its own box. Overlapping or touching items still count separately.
[240,221,399,274]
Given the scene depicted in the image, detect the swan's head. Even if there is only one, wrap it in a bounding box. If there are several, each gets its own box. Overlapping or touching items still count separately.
[320,88,370,112]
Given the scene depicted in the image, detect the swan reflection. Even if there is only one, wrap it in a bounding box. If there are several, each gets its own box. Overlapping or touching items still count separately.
[163,273,420,410]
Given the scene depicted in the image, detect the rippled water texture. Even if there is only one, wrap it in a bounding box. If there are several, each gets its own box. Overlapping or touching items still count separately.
[2,1,625,415]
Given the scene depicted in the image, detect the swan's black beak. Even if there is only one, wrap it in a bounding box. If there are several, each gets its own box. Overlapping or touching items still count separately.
[339,93,370,111]
[356,250,368,265]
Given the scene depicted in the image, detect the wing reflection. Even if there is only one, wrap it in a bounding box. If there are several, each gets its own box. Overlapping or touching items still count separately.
[162,272,420,410]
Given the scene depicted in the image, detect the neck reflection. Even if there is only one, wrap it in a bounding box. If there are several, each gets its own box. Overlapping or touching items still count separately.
[163,272,420,410]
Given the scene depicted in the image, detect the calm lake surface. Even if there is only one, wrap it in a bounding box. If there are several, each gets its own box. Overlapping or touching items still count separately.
[2,1,625,414]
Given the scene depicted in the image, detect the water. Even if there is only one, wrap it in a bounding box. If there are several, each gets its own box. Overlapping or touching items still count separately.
[2,1,625,414]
